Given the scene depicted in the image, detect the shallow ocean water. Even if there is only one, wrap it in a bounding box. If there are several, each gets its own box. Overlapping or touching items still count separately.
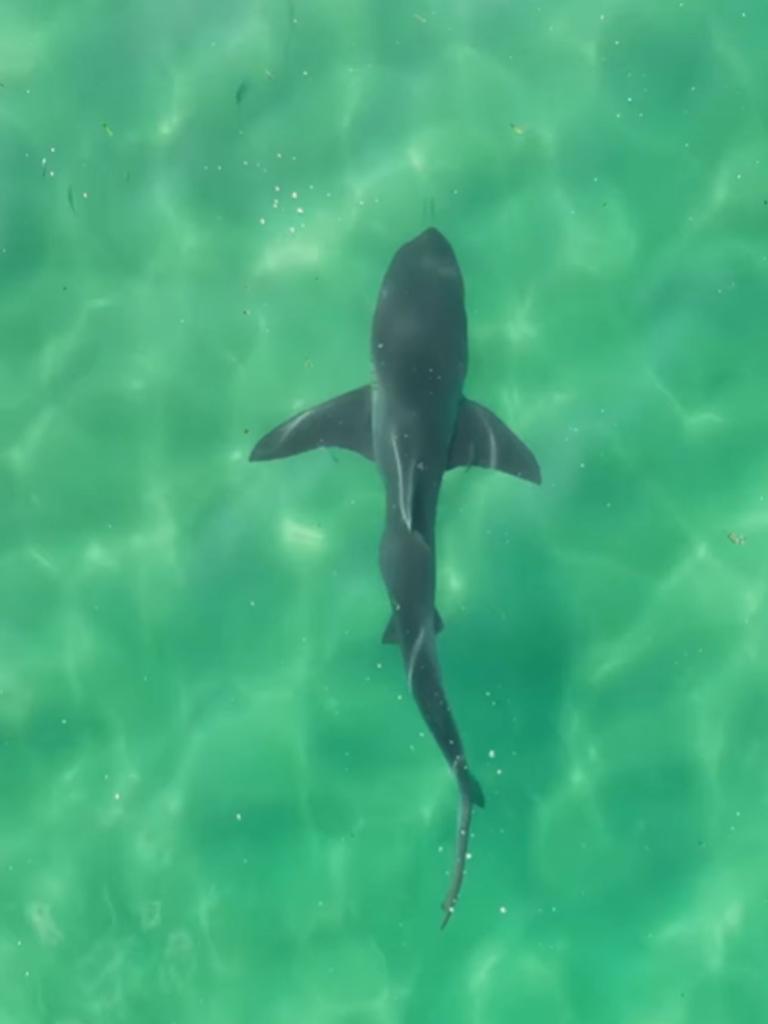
[2,0,767,1021]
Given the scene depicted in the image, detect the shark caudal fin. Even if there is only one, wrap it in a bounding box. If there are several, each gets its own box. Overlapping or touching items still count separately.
[462,767,485,809]
[249,385,373,462]
[454,754,485,808]
[439,760,485,929]
[448,398,541,484]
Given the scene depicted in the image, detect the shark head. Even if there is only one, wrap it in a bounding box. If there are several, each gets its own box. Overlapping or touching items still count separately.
[372,227,468,394]
[392,227,464,288]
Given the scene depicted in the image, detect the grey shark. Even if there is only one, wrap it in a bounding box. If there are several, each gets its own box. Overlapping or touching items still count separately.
[250,227,540,926]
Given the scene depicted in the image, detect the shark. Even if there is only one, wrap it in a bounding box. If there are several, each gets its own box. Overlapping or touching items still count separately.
[249,227,541,926]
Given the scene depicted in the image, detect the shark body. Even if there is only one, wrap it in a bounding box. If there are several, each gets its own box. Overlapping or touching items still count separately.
[250,228,540,925]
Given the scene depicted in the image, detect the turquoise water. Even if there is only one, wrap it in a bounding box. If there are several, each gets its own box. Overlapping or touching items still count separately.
[2,0,767,1020]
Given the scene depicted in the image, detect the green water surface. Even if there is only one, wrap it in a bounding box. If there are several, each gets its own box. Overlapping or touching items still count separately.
[1,0,767,1021]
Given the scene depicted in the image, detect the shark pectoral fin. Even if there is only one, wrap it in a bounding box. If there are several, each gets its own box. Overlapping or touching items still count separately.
[448,398,541,484]
[249,385,373,462]
[381,607,443,645]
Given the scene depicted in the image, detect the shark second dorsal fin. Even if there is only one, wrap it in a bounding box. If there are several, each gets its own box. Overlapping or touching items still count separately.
[447,398,541,484]
[249,385,373,462]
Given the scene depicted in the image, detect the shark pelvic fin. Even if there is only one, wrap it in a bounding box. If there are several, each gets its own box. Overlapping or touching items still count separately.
[381,607,444,645]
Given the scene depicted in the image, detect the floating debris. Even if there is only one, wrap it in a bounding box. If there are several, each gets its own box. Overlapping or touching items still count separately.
[510,123,527,136]
[727,531,746,545]
[235,79,249,105]
[101,122,113,137]
[67,184,76,213]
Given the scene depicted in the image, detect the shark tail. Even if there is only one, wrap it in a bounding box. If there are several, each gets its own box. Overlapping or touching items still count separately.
[463,769,486,809]
[439,759,485,929]
[440,787,474,929]
[456,757,485,808]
